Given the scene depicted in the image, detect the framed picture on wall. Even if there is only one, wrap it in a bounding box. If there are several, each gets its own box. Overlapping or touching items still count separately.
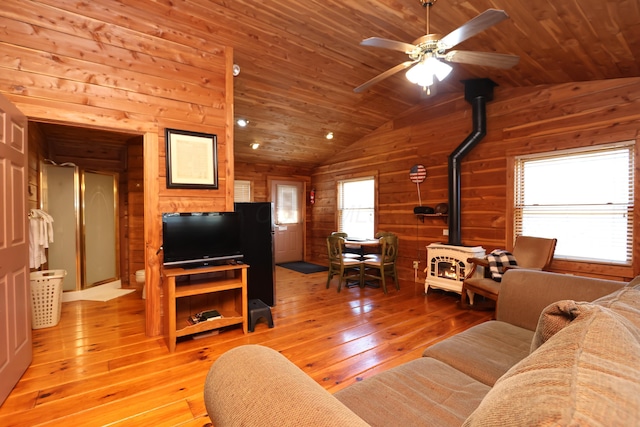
[165,128,218,189]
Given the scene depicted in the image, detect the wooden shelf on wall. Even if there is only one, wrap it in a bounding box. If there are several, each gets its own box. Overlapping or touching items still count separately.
[415,213,448,224]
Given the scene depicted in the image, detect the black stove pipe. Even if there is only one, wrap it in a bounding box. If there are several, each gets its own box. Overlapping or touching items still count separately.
[447,79,496,246]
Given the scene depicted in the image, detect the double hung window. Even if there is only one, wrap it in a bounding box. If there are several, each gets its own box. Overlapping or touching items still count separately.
[514,142,634,263]
[337,177,376,239]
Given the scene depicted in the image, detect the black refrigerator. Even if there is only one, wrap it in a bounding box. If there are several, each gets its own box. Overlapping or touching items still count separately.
[234,202,276,306]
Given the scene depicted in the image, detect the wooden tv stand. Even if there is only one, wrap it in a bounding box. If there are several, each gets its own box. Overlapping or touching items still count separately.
[162,263,248,352]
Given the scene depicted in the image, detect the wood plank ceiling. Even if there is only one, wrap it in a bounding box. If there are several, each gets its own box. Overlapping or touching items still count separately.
[39,0,640,169]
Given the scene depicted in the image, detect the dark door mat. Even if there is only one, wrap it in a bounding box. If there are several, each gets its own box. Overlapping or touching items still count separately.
[277,261,328,274]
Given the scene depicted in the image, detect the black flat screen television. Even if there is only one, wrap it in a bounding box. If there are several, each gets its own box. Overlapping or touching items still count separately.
[162,212,243,268]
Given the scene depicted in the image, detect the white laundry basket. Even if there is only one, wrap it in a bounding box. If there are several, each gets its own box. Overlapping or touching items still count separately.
[30,269,67,329]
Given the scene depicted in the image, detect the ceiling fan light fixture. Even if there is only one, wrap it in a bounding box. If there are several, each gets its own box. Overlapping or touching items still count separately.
[405,56,452,88]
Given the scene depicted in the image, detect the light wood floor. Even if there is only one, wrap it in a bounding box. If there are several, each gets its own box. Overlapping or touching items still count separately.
[0,267,491,426]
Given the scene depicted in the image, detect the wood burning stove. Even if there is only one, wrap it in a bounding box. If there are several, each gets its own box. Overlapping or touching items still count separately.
[425,243,485,294]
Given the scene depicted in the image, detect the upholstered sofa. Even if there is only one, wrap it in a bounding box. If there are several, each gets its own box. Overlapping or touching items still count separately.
[203,270,640,426]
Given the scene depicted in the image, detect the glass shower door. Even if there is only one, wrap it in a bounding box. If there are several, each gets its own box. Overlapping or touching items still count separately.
[43,164,80,291]
[83,171,118,288]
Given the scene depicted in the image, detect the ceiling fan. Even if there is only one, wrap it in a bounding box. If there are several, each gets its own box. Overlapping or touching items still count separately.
[354,0,519,94]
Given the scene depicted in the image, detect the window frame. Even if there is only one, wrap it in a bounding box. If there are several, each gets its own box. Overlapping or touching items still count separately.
[233,179,252,203]
[508,141,635,267]
[336,173,378,239]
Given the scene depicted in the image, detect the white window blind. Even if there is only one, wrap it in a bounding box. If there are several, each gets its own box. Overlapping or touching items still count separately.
[234,180,251,202]
[276,184,298,224]
[337,177,375,239]
[514,142,634,263]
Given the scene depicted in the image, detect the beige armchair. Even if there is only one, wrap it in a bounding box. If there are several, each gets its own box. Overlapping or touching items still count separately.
[461,236,557,310]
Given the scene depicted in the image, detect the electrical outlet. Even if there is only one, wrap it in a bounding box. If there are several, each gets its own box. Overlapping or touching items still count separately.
[412,260,420,269]
[443,229,449,236]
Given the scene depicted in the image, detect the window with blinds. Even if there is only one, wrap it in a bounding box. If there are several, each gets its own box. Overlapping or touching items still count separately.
[337,177,375,239]
[234,180,251,202]
[514,142,634,264]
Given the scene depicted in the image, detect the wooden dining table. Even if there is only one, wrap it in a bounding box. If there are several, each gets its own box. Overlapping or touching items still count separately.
[345,238,380,256]
[344,238,382,288]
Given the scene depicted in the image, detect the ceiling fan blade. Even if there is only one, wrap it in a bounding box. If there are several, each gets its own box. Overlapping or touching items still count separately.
[354,60,417,93]
[444,50,520,69]
[437,9,510,50]
[361,37,417,54]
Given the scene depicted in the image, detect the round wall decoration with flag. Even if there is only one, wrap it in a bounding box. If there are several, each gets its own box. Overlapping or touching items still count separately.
[409,164,427,183]
[410,164,433,213]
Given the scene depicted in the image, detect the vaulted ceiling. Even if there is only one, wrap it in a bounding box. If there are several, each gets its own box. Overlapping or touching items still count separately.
[42,0,640,169]
[230,0,639,168]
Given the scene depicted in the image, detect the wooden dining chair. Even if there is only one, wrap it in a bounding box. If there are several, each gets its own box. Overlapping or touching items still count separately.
[330,232,361,258]
[363,231,396,259]
[326,235,363,292]
[362,234,399,294]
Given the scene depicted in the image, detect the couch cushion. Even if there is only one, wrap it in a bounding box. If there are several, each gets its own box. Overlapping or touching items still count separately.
[531,283,640,353]
[463,293,640,426]
[335,357,491,427]
[423,321,534,386]
[530,299,581,353]
[592,282,640,329]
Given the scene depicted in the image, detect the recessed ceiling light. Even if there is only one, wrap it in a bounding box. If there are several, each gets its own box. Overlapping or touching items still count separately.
[325,132,334,140]
[251,143,260,150]
[237,119,248,127]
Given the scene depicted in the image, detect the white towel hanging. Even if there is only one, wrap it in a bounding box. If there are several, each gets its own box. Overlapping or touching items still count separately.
[28,209,54,269]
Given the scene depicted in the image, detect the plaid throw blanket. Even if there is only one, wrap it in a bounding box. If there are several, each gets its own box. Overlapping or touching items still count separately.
[486,249,518,282]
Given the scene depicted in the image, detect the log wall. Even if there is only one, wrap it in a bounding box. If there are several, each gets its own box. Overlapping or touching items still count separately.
[2,0,233,336]
[235,161,313,203]
[4,1,640,337]
[26,123,47,211]
[310,78,640,283]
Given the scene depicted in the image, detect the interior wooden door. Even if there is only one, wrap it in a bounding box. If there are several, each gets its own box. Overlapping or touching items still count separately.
[0,93,31,405]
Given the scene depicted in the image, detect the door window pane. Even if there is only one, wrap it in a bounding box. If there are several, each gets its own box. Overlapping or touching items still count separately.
[276,184,299,224]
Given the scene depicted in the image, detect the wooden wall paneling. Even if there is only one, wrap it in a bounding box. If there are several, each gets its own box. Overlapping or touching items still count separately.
[127,139,144,286]
[144,131,161,337]
[3,0,639,171]
[26,122,47,211]
[1,0,233,336]
[310,78,640,284]
[225,47,235,210]
[118,170,127,286]
[157,122,229,211]
[234,162,314,203]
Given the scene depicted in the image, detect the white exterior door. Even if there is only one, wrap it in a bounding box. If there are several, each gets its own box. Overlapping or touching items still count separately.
[0,93,31,405]
[271,180,304,263]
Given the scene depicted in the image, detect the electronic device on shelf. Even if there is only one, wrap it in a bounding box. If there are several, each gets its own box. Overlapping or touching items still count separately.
[162,212,243,268]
